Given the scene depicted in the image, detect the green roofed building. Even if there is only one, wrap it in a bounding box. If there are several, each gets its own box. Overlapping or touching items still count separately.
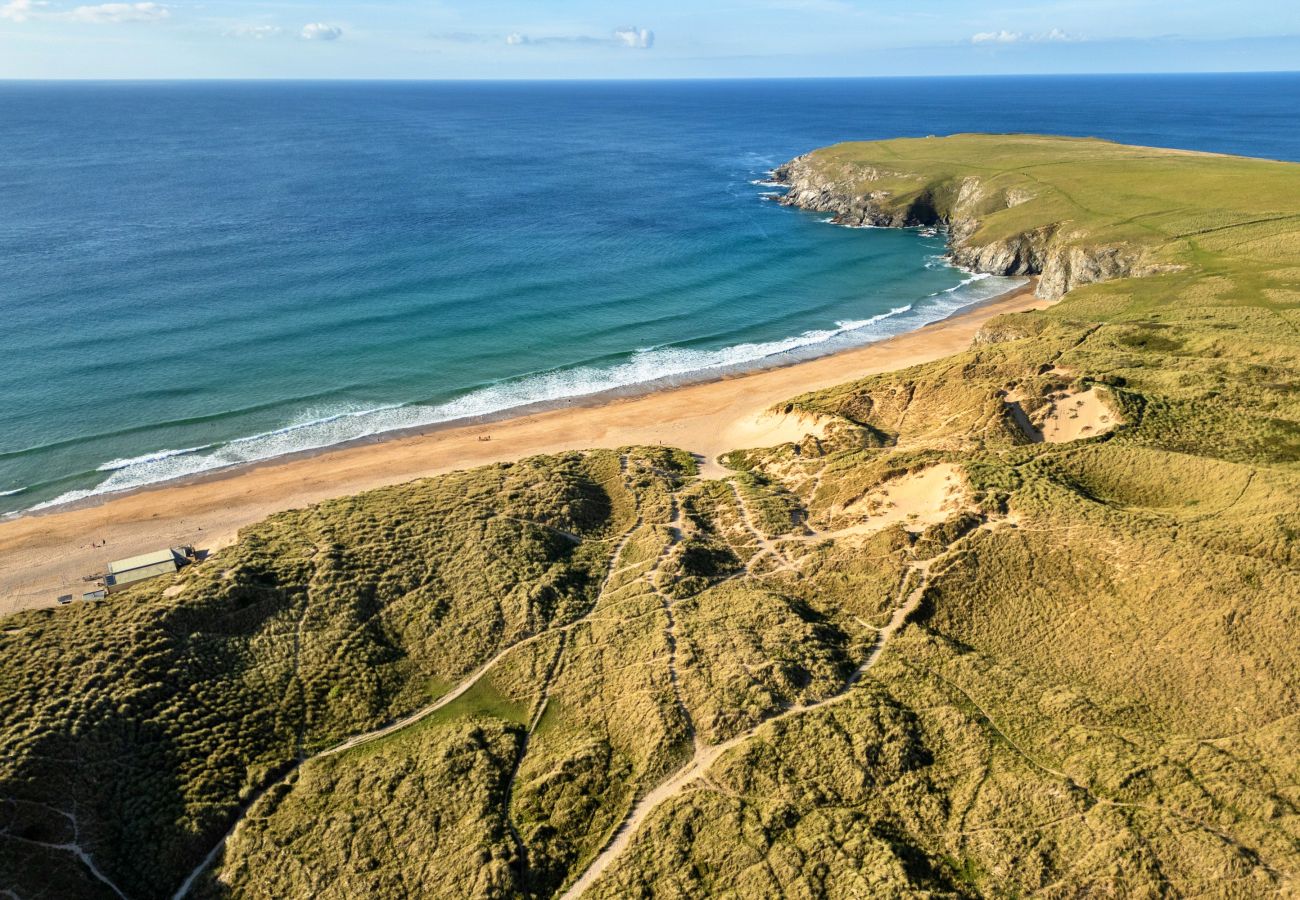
[103,547,191,594]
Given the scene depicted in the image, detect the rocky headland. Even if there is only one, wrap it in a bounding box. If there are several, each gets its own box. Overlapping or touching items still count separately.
[774,146,1171,299]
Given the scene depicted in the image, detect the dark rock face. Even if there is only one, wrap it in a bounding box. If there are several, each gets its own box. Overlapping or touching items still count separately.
[773,154,1161,300]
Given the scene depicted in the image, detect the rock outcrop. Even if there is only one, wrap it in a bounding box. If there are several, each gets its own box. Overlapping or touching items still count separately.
[774,153,1164,300]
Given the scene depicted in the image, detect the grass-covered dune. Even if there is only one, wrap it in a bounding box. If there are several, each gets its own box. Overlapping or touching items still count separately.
[3,135,1300,898]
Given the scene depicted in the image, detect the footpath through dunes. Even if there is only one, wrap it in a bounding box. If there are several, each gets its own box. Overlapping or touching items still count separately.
[559,514,999,899]
[0,281,1045,620]
[3,135,1300,897]
[176,451,1000,899]
[170,453,654,900]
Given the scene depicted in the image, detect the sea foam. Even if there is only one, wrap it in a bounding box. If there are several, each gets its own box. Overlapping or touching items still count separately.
[97,445,214,472]
[32,277,1025,512]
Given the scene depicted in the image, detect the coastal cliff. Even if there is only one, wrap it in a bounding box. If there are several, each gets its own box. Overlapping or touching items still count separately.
[774,145,1163,299]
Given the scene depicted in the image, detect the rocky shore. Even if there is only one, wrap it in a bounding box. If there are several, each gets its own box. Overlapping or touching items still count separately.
[774,151,1167,299]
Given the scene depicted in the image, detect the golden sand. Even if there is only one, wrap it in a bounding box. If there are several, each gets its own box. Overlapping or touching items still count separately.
[0,283,1045,616]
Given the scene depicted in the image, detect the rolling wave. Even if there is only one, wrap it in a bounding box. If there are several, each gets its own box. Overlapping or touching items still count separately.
[28,278,1024,513]
[97,445,213,472]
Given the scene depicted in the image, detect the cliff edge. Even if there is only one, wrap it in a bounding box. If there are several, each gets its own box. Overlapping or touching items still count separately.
[772,133,1248,298]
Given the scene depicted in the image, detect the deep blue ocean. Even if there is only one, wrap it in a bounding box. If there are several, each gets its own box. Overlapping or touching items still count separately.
[3,74,1299,514]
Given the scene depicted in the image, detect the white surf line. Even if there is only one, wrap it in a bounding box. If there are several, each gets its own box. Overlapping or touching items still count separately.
[558,534,970,899]
[174,461,647,899]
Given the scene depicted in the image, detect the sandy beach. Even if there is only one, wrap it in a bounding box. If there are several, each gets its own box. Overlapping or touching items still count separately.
[0,282,1044,618]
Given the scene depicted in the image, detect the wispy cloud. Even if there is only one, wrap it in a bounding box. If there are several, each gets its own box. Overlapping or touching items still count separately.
[971,29,1019,44]
[300,22,341,41]
[2,0,170,23]
[971,28,1080,44]
[0,0,39,22]
[503,25,654,49]
[225,23,281,40]
[63,2,169,24]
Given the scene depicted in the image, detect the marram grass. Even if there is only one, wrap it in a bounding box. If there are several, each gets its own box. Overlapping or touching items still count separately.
[2,136,1299,898]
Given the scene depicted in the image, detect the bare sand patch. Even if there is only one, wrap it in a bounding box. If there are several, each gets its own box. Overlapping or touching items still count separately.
[710,409,829,469]
[1040,387,1121,443]
[798,463,973,543]
[1005,382,1121,444]
[842,463,972,533]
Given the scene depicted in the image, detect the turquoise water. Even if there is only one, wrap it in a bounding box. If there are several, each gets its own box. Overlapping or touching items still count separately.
[2,76,1298,514]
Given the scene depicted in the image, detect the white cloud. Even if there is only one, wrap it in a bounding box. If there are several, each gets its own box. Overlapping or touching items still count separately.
[226,23,281,40]
[613,26,654,49]
[1040,28,1079,42]
[971,28,1079,44]
[505,26,655,49]
[63,2,169,23]
[972,29,1021,44]
[300,22,342,41]
[0,0,40,22]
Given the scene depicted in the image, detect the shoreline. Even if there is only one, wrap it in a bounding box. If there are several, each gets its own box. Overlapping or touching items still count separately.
[4,271,1011,522]
[0,279,1044,618]
[8,274,1020,522]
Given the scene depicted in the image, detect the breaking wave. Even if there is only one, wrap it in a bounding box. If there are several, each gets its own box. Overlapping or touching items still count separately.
[29,273,1026,512]
[97,445,214,472]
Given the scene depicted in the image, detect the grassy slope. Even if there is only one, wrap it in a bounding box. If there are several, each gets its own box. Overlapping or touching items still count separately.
[796,132,1300,255]
[2,136,1299,898]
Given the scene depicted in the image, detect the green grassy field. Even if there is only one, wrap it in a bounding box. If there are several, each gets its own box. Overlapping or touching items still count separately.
[778,132,1300,302]
[2,136,1298,898]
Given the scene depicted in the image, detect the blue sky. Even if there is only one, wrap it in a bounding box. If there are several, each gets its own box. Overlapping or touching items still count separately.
[1,0,1298,79]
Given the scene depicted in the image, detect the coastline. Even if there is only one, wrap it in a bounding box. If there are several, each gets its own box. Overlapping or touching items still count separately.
[0,280,1044,617]
[3,268,1010,520]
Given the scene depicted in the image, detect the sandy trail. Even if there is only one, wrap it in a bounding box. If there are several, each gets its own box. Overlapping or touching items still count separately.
[557,523,987,899]
[172,462,650,898]
[838,462,970,531]
[170,623,563,899]
[0,283,1043,618]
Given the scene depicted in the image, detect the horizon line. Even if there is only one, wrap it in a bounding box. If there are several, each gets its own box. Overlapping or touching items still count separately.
[1,69,1298,84]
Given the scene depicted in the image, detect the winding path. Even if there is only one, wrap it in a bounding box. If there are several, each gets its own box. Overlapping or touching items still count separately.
[172,459,649,899]
[557,529,977,899]
[1,800,129,899]
[168,473,995,900]
[2,833,128,900]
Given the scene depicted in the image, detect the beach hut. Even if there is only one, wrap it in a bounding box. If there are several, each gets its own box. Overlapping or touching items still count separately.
[103,547,191,594]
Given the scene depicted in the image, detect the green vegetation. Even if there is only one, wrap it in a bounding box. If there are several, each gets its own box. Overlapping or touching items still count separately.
[788,133,1298,255]
[2,136,1299,897]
